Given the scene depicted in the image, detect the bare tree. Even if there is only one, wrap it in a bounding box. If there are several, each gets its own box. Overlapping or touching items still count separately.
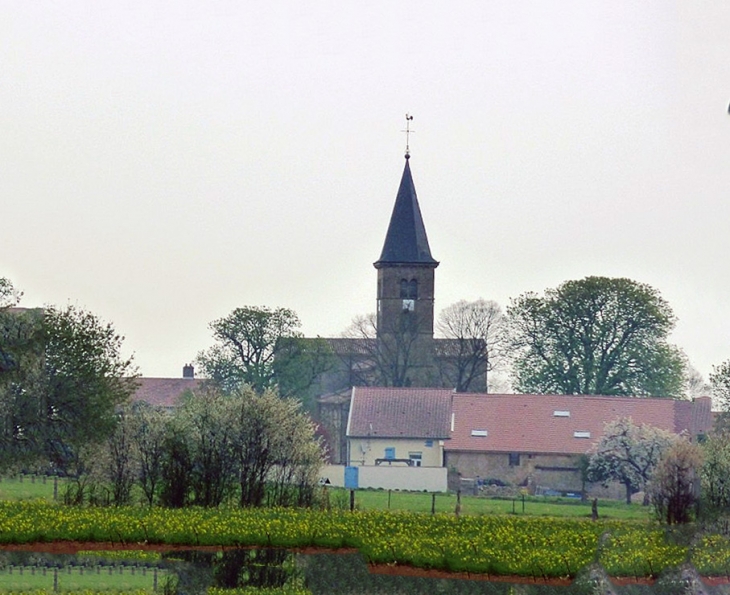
[435,299,506,392]
[684,364,710,399]
[342,312,424,387]
[711,360,730,409]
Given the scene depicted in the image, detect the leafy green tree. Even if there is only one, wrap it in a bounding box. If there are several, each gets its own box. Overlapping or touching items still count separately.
[650,439,703,524]
[0,279,42,430]
[507,276,685,397]
[588,417,677,504]
[40,305,137,468]
[700,434,730,514]
[0,308,44,468]
[0,287,137,472]
[196,306,332,403]
[0,277,21,309]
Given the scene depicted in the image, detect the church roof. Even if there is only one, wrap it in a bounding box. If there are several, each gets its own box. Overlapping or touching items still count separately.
[375,157,438,267]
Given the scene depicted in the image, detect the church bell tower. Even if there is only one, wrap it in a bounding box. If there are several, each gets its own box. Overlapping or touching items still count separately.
[374,151,439,340]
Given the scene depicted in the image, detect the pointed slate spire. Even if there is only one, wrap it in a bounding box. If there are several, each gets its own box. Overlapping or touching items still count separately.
[375,156,439,267]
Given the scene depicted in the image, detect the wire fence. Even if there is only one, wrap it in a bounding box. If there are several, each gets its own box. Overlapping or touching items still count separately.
[0,564,167,592]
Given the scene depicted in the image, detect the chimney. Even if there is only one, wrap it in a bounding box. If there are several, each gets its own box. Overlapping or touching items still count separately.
[183,364,194,379]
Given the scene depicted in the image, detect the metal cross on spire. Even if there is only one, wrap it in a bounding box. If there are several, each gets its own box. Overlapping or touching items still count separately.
[402,113,414,159]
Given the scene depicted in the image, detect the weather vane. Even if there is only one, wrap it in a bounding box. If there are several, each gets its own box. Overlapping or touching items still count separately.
[402,113,414,158]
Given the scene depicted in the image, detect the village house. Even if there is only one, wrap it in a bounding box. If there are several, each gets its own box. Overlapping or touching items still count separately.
[446,392,713,496]
[345,387,713,497]
[131,145,716,499]
[346,386,453,468]
[132,364,204,411]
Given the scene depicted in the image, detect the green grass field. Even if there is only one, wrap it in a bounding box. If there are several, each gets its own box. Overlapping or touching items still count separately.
[0,565,167,593]
[0,474,649,520]
[0,476,66,502]
[331,488,650,520]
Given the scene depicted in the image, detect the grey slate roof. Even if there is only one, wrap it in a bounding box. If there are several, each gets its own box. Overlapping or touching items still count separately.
[374,157,438,267]
[347,386,453,439]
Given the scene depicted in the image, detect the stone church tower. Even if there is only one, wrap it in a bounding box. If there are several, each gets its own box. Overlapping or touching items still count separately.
[315,146,486,461]
[375,153,438,337]
[373,152,439,386]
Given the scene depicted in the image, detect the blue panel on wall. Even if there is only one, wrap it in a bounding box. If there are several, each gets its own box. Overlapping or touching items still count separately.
[344,466,359,489]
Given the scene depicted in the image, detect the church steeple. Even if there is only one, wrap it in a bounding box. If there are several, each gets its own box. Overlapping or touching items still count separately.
[374,156,439,267]
[374,153,438,342]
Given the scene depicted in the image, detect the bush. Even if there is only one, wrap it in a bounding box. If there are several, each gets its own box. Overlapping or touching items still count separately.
[650,440,703,524]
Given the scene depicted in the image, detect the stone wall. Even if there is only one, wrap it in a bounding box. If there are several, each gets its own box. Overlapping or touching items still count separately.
[445,450,631,499]
[444,451,583,492]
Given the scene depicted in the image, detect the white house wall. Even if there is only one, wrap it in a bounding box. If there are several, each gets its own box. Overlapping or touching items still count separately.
[348,437,443,467]
[319,465,448,492]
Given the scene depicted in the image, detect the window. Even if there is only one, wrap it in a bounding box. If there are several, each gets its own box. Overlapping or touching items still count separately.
[573,431,591,439]
[553,410,570,417]
[402,299,415,312]
[384,447,395,460]
[409,452,423,467]
[408,279,418,299]
[509,453,521,467]
[425,439,433,447]
[400,278,418,299]
[471,429,488,437]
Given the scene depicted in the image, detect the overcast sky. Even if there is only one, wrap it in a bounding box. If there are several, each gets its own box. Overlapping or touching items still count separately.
[2,1,729,384]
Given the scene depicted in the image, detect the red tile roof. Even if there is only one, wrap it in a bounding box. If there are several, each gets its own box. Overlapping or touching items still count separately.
[347,386,453,439]
[132,377,206,408]
[448,394,713,455]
